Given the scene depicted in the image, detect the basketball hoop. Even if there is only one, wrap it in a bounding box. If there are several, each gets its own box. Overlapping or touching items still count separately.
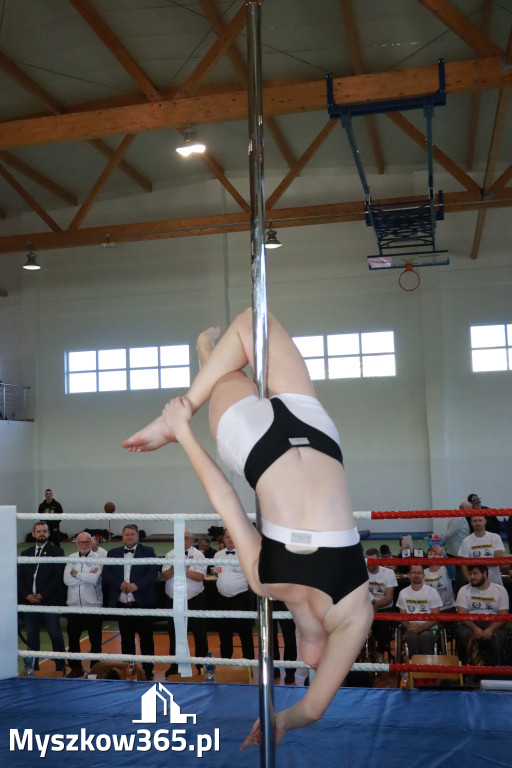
[398,263,420,292]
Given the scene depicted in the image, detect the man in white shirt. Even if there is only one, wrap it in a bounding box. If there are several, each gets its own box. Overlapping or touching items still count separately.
[214,529,255,661]
[64,532,103,677]
[366,547,397,661]
[162,529,209,676]
[456,564,509,666]
[396,565,442,655]
[458,516,504,585]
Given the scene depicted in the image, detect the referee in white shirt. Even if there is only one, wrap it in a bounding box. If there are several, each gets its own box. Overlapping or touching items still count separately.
[213,530,255,660]
[162,530,209,676]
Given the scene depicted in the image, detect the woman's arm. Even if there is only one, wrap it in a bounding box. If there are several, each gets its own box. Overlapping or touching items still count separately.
[164,397,263,594]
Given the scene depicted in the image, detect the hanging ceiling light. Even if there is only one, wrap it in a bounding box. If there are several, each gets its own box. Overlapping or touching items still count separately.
[176,126,206,157]
[23,244,41,270]
[265,225,282,249]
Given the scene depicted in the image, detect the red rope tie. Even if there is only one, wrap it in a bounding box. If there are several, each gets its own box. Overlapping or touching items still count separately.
[373,612,512,622]
[391,663,512,675]
[370,508,512,519]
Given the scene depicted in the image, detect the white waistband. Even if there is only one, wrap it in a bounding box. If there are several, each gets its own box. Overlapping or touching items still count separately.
[261,520,360,549]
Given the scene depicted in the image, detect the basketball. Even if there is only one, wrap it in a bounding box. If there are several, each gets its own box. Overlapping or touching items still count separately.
[104,501,115,513]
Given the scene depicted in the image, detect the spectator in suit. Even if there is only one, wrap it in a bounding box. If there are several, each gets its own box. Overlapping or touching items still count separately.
[102,524,159,681]
[18,521,66,674]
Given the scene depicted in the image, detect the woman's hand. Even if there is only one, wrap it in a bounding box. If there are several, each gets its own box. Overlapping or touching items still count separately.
[162,397,193,439]
[240,712,287,750]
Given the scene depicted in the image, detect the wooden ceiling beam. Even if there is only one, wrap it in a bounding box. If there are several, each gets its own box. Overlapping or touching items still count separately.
[2,188,511,254]
[68,134,136,229]
[198,0,296,168]
[0,164,62,231]
[86,138,152,192]
[417,0,503,57]
[0,50,64,115]
[0,151,77,205]
[490,164,512,192]
[339,0,384,174]
[0,57,509,151]
[199,150,249,211]
[466,0,494,172]
[169,2,247,100]
[0,50,152,193]
[386,112,481,194]
[470,27,512,260]
[68,0,162,102]
[266,120,337,209]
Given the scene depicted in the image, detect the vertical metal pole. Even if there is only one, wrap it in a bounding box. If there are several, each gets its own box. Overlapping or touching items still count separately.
[247,2,275,766]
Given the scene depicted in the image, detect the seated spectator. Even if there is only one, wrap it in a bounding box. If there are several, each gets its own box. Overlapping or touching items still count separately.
[396,565,442,655]
[424,545,456,611]
[379,544,394,562]
[366,547,398,661]
[458,515,505,585]
[456,564,509,666]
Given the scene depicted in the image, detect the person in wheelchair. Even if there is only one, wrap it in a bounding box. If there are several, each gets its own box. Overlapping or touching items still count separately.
[396,564,442,655]
[456,564,509,666]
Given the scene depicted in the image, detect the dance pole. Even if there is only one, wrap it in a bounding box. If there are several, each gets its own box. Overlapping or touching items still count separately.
[247,1,275,765]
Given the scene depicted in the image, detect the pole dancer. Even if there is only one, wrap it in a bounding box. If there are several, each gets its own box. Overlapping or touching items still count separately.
[122,308,373,747]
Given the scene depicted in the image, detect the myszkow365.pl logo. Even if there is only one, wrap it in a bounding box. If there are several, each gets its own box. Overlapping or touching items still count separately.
[10,683,220,758]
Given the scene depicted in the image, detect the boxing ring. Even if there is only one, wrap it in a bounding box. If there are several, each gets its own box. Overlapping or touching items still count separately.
[2,3,512,764]
[3,505,512,767]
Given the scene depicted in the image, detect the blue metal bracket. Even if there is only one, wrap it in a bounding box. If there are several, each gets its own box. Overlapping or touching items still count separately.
[326,60,448,267]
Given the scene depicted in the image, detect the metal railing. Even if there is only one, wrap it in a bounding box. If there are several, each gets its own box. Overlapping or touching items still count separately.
[0,382,31,421]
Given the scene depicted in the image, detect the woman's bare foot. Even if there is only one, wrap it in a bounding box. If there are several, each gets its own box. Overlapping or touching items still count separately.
[121,414,176,452]
[196,325,221,367]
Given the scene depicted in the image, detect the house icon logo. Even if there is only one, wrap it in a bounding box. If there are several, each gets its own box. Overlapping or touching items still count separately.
[132,683,197,725]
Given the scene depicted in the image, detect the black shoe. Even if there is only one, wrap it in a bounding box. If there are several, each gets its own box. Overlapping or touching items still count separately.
[66,668,84,678]
[273,668,281,679]
[284,669,295,684]
[165,664,178,677]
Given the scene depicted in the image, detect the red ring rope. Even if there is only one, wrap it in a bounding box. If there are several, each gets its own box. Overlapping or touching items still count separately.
[370,508,512,518]
[390,663,512,675]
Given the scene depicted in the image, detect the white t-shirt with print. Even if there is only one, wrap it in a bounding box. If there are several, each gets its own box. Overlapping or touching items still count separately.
[367,566,398,609]
[458,532,504,585]
[397,584,442,627]
[456,581,509,615]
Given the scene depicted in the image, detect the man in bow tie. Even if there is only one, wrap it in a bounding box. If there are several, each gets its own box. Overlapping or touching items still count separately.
[162,529,209,677]
[18,521,66,674]
[213,529,255,662]
[63,532,103,677]
[102,524,159,681]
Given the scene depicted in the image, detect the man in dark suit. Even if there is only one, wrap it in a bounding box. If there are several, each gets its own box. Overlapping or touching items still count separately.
[102,524,158,681]
[18,521,66,674]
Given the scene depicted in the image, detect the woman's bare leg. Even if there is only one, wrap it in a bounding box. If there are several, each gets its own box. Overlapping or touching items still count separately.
[122,308,316,451]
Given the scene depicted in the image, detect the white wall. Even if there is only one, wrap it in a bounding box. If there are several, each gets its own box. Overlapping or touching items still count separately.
[1,174,511,542]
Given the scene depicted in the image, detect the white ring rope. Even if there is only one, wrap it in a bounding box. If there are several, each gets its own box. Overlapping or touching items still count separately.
[18,650,386,674]
[19,605,290,619]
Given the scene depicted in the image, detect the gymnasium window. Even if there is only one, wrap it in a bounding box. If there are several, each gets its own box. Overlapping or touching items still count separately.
[292,331,396,380]
[470,324,512,372]
[65,345,190,394]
